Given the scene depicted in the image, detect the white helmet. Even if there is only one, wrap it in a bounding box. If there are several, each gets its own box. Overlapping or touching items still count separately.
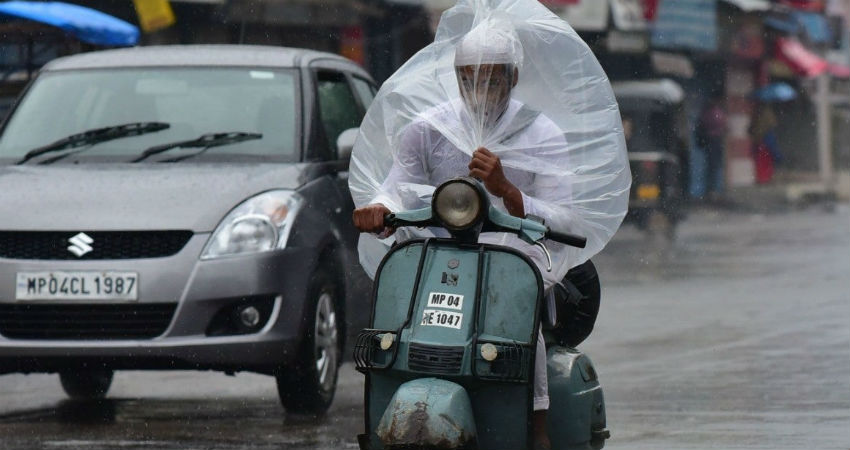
[454,17,524,69]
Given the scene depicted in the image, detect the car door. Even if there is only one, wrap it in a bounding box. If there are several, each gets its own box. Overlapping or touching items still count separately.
[336,73,377,213]
[313,69,379,218]
[312,68,376,348]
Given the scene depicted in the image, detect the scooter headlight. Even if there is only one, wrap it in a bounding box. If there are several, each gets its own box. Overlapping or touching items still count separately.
[433,178,486,231]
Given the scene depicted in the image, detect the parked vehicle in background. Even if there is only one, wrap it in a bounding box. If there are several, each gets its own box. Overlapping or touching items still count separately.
[0,45,377,414]
[613,79,689,239]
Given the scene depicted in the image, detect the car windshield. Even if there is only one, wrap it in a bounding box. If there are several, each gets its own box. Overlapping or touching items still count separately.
[0,68,299,164]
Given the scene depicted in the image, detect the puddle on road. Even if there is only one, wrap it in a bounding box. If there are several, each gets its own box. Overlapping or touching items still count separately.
[0,397,364,450]
[599,208,850,284]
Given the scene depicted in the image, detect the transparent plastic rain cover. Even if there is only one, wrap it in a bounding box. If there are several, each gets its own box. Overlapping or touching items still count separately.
[350,0,631,281]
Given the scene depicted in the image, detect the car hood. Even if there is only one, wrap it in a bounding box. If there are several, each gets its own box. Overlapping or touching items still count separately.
[0,164,311,232]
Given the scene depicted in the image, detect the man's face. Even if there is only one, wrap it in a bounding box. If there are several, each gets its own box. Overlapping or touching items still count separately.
[455,63,516,129]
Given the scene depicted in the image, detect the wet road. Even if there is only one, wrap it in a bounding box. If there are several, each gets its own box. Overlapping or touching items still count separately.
[588,204,850,450]
[1,205,848,449]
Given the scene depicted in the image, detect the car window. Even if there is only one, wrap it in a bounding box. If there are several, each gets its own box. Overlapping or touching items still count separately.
[316,71,362,157]
[351,76,376,109]
[0,68,299,163]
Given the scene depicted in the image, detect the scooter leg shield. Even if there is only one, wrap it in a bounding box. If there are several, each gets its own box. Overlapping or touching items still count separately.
[376,378,477,449]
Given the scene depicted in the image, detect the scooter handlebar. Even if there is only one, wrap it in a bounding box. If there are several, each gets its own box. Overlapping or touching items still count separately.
[383,210,433,229]
[546,228,587,249]
[385,208,587,249]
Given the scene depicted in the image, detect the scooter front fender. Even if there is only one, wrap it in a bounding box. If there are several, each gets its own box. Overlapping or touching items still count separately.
[376,378,477,449]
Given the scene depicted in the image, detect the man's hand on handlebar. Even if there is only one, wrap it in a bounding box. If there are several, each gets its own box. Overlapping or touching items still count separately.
[353,203,395,237]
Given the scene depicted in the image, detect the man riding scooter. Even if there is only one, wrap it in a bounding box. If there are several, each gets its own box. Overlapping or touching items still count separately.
[351,4,630,449]
[354,22,560,448]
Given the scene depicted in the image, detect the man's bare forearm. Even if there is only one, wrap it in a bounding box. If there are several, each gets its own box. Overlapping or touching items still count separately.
[501,184,525,218]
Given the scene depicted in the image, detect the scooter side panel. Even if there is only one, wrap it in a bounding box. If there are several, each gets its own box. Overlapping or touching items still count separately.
[372,243,424,330]
[547,347,607,450]
[469,383,531,450]
[478,251,540,343]
[367,372,406,450]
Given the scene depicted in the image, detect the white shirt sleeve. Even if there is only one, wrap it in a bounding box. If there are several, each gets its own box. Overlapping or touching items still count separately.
[370,120,431,211]
[514,116,575,232]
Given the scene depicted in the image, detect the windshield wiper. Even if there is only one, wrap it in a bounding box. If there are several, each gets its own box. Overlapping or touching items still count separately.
[16,122,170,165]
[131,132,263,163]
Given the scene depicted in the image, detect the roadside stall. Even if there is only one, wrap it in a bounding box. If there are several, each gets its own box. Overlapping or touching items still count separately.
[1,1,139,119]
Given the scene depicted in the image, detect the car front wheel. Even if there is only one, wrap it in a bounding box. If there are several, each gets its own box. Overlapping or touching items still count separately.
[59,370,114,399]
[276,269,341,414]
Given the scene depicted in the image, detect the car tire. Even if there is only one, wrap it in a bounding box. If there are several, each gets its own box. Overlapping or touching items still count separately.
[59,370,114,400]
[276,268,341,415]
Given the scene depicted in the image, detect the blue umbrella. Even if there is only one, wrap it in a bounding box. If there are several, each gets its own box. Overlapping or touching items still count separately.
[753,82,798,102]
[0,1,139,47]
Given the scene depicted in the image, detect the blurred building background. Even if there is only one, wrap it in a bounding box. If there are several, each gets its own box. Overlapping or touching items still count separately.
[1,0,849,203]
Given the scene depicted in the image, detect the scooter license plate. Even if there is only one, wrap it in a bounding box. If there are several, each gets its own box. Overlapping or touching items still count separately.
[420,309,463,329]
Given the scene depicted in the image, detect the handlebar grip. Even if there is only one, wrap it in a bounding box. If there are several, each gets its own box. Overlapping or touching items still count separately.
[383,213,397,227]
[547,229,587,248]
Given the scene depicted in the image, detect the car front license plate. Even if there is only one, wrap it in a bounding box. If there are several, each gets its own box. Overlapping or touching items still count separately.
[15,271,139,301]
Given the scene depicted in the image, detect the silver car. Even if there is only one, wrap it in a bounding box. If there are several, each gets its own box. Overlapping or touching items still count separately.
[0,45,375,413]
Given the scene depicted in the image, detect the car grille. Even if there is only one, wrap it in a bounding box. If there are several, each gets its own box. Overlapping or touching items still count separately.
[408,343,464,375]
[0,231,193,260]
[0,303,177,340]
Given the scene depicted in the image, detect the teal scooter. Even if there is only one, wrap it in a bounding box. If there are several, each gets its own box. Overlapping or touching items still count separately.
[355,177,609,450]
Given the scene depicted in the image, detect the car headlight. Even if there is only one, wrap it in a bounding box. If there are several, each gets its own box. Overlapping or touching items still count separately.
[201,190,303,259]
[433,178,486,231]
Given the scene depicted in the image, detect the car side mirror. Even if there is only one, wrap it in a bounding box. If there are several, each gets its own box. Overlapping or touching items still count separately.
[336,128,359,161]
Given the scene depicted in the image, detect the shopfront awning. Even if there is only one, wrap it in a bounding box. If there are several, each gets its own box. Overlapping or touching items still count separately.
[720,0,771,12]
[829,63,850,79]
[791,10,832,44]
[554,0,646,32]
[610,0,648,32]
[778,0,825,12]
[775,36,850,79]
[0,1,138,46]
[776,37,828,77]
[651,0,718,52]
[764,14,801,34]
[764,10,833,44]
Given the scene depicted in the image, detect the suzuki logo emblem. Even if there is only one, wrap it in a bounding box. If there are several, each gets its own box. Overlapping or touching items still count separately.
[68,232,94,257]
